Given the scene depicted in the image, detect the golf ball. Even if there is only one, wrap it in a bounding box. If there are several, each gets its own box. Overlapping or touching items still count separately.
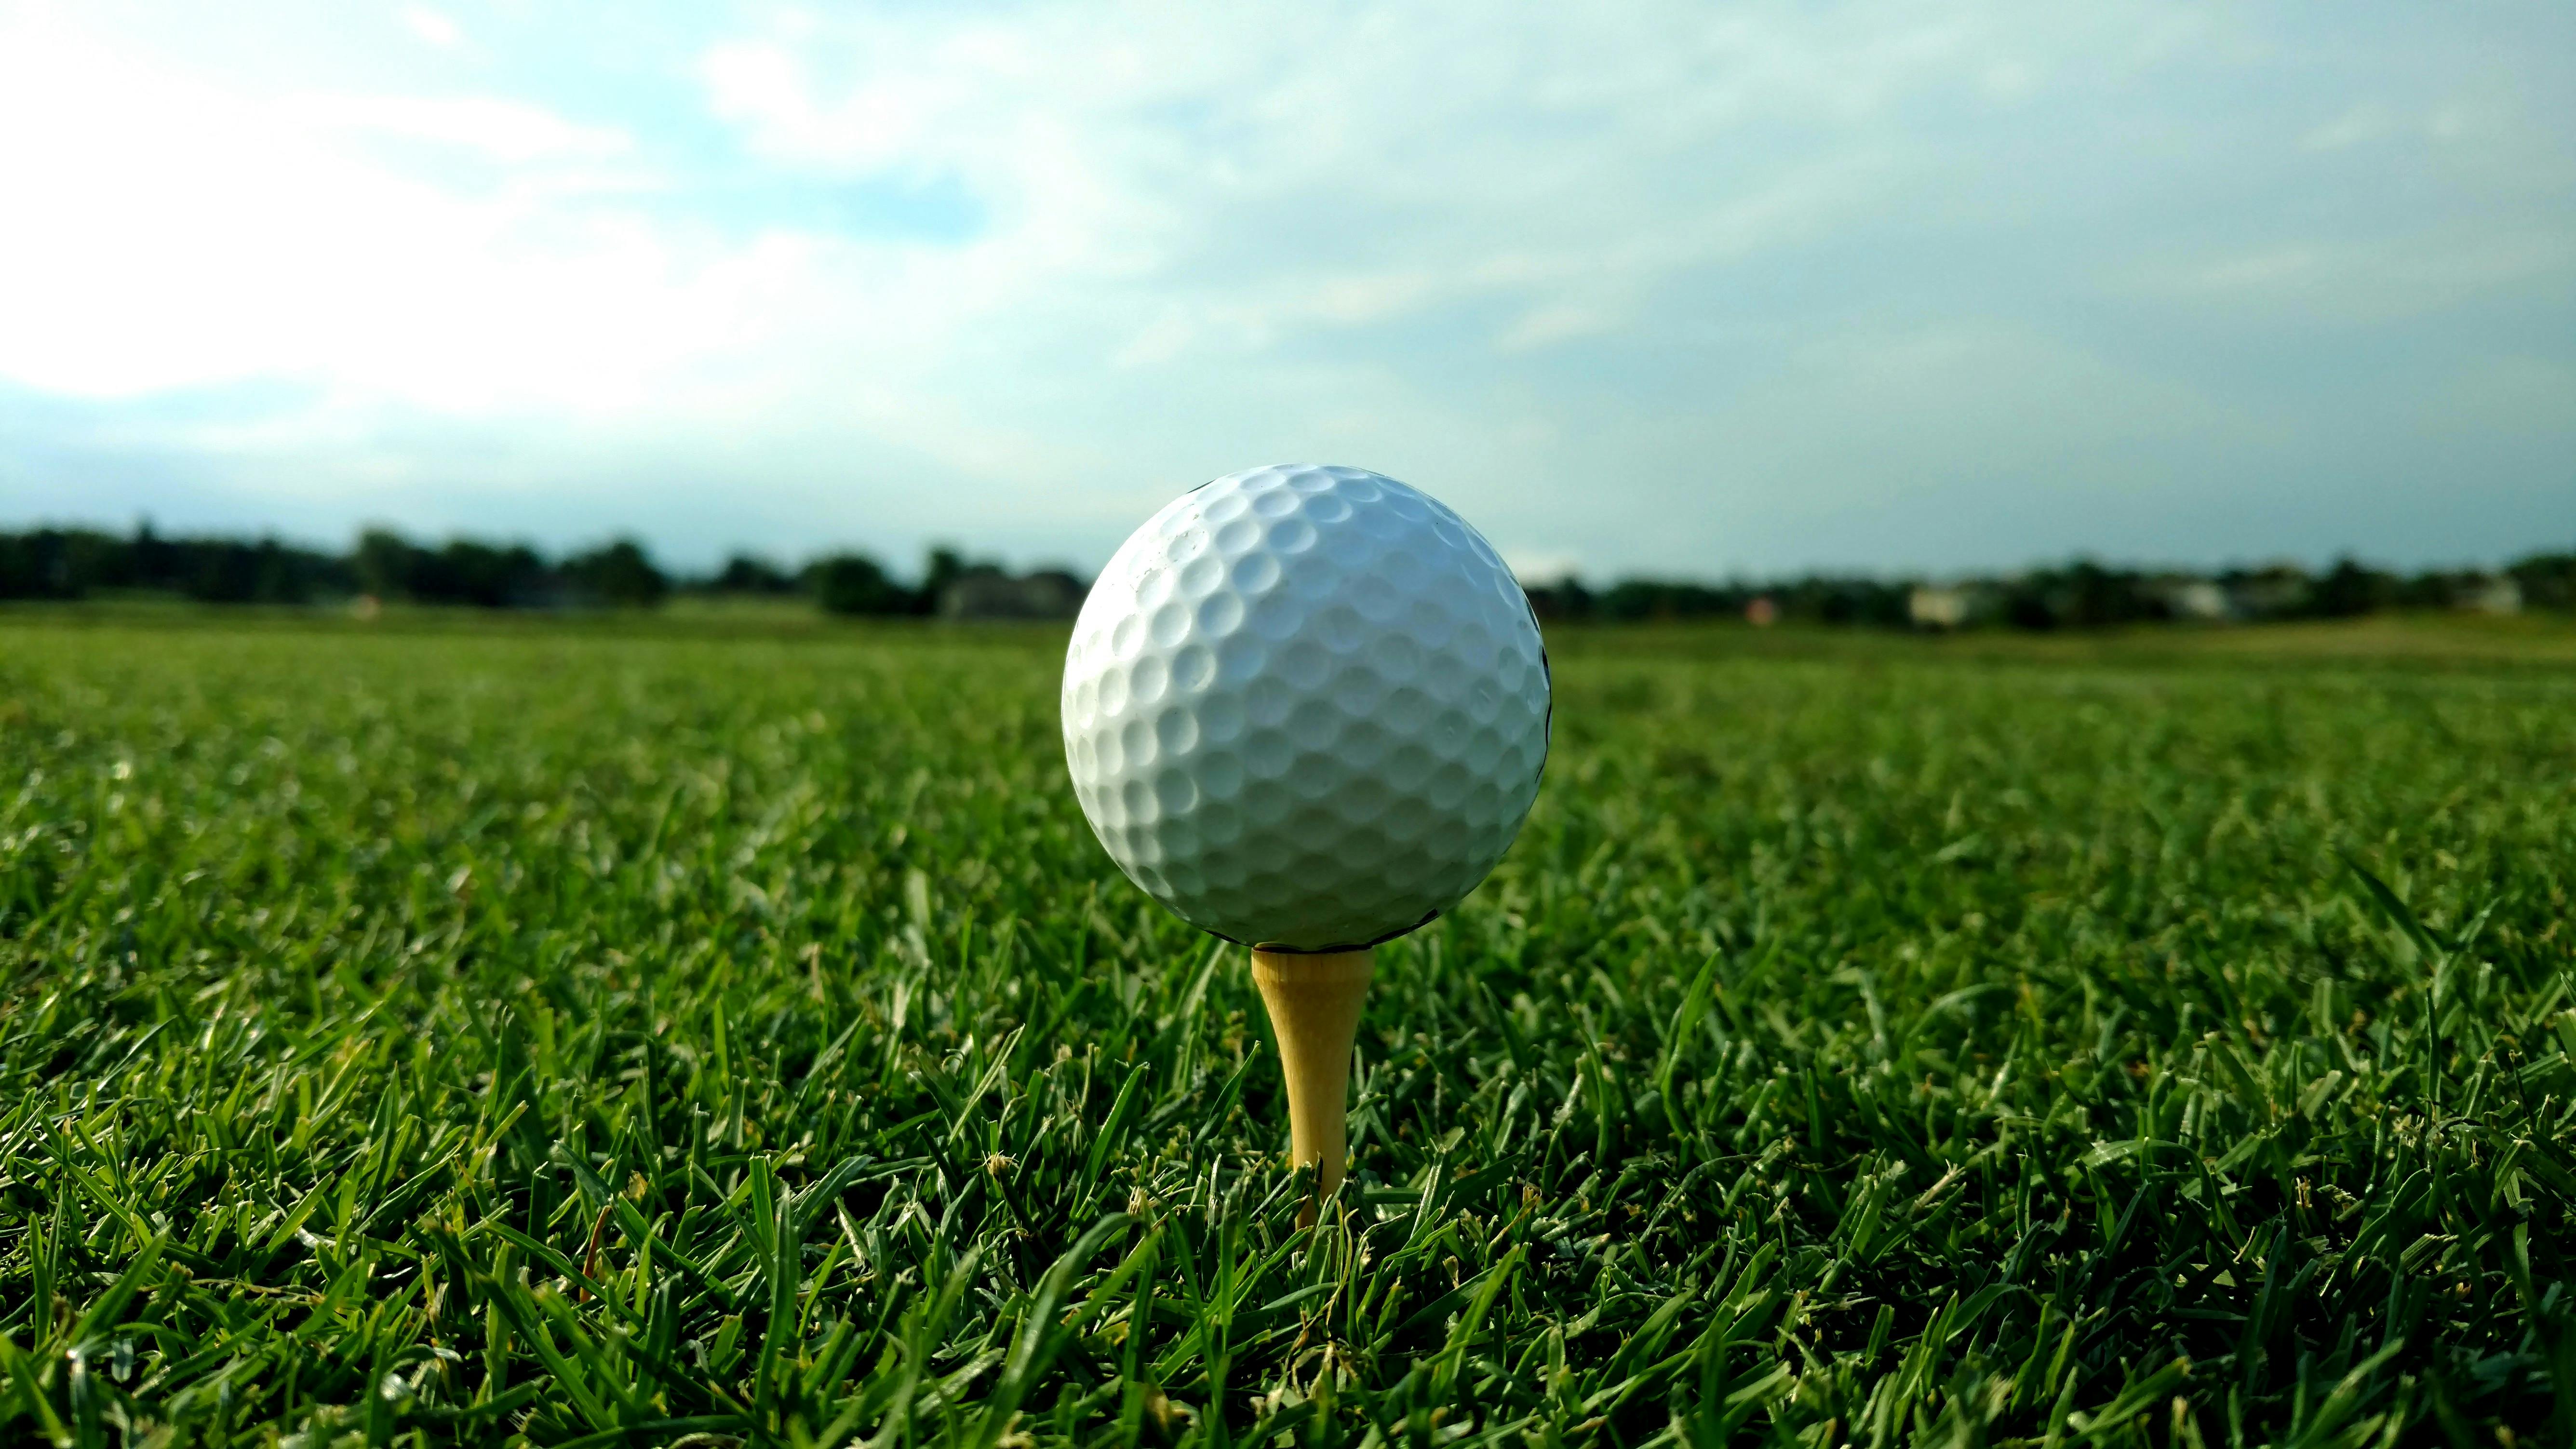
[1063,464,1550,952]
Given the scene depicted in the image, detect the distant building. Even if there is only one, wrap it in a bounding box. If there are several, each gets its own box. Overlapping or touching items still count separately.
[2463,575,2522,616]
[2223,565,2312,621]
[2160,579,2231,622]
[940,567,1087,620]
[1908,586,1971,630]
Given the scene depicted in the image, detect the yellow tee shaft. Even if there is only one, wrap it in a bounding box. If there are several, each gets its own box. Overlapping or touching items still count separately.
[1249,947,1375,1212]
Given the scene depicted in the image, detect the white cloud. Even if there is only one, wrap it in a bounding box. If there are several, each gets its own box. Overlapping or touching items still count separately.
[652,0,2160,507]
[2142,231,2573,322]
[1497,303,1622,352]
[0,1,2225,422]
[402,6,463,51]
[283,94,632,163]
[0,22,686,407]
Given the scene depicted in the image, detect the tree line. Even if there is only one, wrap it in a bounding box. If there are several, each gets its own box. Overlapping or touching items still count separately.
[1525,552,2574,628]
[2,521,2569,629]
[0,525,680,610]
[0,524,1004,617]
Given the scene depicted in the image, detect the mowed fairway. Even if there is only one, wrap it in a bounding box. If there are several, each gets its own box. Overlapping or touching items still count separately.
[2,617,2572,1447]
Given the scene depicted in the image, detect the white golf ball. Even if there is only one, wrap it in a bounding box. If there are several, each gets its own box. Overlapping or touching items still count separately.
[1062,464,1551,952]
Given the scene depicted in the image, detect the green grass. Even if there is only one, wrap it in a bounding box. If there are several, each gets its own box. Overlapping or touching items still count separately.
[1,616,2571,1448]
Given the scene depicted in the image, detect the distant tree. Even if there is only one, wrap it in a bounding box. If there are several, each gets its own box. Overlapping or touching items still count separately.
[2394,569,2463,610]
[711,553,797,594]
[413,539,550,607]
[1522,576,1594,623]
[2038,559,2167,629]
[1599,580,1659,623]
[938,565,1088,620]
[353,529,421,599]
[1597,578,1748,622]
[130,520,174,590]
[185,539,264,604]
[2508,550,2576,612]
[0,529,85,600]
[2002,578,2058,631]
[1779,575,1908,627]
[180,537,333,604]
[2311,556,2392,618]
[2059,560,2112,628]
[564,539,669,608]
[808,553,907,616]
[0,523,346,603]
[352,532,553,607]
[916,546,969,617]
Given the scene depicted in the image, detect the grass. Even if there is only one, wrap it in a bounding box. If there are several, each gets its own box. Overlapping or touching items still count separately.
[1,614,2571,1448]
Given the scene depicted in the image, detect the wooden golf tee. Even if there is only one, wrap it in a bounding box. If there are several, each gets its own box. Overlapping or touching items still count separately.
[1249,947,1374,1222]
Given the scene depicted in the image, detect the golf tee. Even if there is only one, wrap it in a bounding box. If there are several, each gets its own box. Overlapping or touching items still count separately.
[1249,947,1375,1215]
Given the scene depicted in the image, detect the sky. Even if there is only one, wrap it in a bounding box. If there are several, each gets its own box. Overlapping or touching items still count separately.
[0,1,2570,582]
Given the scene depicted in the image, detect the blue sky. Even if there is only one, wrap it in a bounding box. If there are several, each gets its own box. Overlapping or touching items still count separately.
[0,0,2569,580]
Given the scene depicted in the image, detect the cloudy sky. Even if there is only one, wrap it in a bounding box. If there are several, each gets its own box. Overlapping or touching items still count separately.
[1,1,2569,580]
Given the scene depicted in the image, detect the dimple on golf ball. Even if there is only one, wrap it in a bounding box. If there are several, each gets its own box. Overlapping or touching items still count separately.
[1062,464,1551,952]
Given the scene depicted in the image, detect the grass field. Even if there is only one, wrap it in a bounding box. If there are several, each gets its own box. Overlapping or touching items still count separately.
[2,614,2572,1448]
